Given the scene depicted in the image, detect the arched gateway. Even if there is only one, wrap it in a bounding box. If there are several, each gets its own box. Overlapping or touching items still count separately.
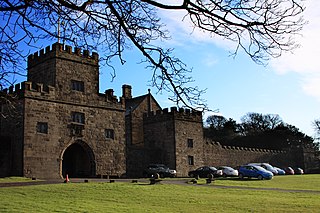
[61,140,96,178]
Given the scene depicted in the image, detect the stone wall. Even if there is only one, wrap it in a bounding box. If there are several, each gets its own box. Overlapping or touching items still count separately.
[203,139,298,169]
[22,93,126,179]
[0,99,24,177]
[128,95,161,146]
[1,43,127,179]
[142,107,204,177]
[143,110,176,170]
[172,108,204,177]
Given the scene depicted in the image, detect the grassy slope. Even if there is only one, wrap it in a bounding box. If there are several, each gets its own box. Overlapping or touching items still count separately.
[0,175,319,212]
[213,174,320,191]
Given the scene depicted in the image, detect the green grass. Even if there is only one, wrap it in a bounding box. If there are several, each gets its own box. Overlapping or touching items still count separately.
[0,175,319,212]
[213,174,320,191]
[0,177,38,183]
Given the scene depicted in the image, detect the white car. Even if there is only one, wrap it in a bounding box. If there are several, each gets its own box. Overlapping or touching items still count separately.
[217,166,239,177]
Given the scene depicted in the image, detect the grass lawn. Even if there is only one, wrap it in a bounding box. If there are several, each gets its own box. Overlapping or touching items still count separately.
[0,175,319,212]
[0,177,38,183]
[213,174,320,191]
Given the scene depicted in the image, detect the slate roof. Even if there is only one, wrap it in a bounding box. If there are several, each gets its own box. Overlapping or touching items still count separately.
[125,93,161,115]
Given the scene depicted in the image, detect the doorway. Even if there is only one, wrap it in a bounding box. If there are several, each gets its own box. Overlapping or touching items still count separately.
[62,141,96,178]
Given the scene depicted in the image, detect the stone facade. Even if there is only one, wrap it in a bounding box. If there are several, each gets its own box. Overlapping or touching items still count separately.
[141,108,204,177]
[1,43,126,179]
[0,43,318,179]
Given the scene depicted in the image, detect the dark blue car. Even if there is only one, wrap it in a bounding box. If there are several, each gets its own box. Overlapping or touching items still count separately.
[238,165,273,180]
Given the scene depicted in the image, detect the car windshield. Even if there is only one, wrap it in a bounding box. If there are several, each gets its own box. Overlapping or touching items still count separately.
[209,167,217,170]
[254,165,268,172]
[262,164,273,170]
[224,166,233,170]
[150,164,168,169]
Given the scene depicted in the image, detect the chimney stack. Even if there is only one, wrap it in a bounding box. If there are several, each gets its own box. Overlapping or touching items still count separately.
[122,84,132,99]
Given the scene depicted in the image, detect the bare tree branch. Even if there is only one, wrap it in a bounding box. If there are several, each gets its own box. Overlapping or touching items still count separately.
[0,0,306,111]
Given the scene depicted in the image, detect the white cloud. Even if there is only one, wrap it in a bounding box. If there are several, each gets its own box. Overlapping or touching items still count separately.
[157,0,320,101]
[158,8,236,50]
[302,76,320,101]
[270,0,320,101]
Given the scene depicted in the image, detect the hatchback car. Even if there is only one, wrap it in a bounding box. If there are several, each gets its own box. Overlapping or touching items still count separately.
[284,167,295,175]
[188,166,223,178]
[248,163,278,175]
[238,165,273,180]
[217,166,239,177]
[294,167,304,175]
[274,167,286,175]
[142,164,176,178]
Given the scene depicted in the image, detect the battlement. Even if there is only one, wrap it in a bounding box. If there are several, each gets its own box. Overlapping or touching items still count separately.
[28,43,99,68]
[1,82,125,108]
[1,82,54,96]
[143,107,202,123]
[205,140,285,154]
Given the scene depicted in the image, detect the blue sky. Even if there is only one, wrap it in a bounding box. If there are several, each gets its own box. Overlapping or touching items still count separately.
[6,1,319,137]
[98,0,320,137]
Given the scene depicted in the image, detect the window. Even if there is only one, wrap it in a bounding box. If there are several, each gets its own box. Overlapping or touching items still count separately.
[70,124,84,136]
[37,122,48,134]
[188,156,194,165]
[105,129,114,139]
[71,80,84,92]
[72,112,85,124]
[187,139,193,148]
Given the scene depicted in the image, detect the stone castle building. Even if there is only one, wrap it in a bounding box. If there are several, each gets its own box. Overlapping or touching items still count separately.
[0,43,318,179]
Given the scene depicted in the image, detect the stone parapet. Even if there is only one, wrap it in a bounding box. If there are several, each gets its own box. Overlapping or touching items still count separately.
[27,43,99,68]
[143,107,202,123]
[205,138,285,154]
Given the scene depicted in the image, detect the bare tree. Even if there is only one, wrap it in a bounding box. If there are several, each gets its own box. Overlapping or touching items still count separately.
[0,0,306,110]
[240,112,283,135]
[313,119,320,140]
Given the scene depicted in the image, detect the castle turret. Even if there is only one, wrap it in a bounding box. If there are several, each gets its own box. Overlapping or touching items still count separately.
[27,43,99,97]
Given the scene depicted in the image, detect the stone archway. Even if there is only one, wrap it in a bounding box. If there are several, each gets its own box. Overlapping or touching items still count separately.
[61,140,96,178]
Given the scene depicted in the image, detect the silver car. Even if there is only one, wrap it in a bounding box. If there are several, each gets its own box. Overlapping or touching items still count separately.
[218,166,239,177]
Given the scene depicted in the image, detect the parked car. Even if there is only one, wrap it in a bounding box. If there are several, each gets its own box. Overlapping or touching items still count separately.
[238,165,273,180]
[142,164,176,178]
[294,167,304,175]
[188,166,223,178]
[248,163,278,175]
[274,167,286,175]
[284,167,295,175]
[217,166,239,177]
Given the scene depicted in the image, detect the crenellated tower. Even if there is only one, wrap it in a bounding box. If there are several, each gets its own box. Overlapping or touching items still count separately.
[143,107,204,177]
[1,43,127,179]
[27,43,99,99]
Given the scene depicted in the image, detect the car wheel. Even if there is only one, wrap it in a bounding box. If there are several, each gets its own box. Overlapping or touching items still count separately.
[189,173,194,178]
[223,173,227,178]
[258,175,263,180]
[152,173,160,179]
[239,173,244,179]
[207,174,214,179]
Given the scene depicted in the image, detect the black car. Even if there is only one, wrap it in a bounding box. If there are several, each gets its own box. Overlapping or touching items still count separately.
[143,164,177,178]
[188,166,223,178]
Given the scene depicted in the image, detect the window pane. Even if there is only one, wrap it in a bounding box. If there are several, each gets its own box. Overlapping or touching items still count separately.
[37,122,48,134]
[187,139,193,148]
[71,80,84,92]
[105,129,114,139]
[72,112,85,124]
[188,156,194,165]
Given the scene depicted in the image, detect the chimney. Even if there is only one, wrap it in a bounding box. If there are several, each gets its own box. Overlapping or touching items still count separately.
[122,84,132,99]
